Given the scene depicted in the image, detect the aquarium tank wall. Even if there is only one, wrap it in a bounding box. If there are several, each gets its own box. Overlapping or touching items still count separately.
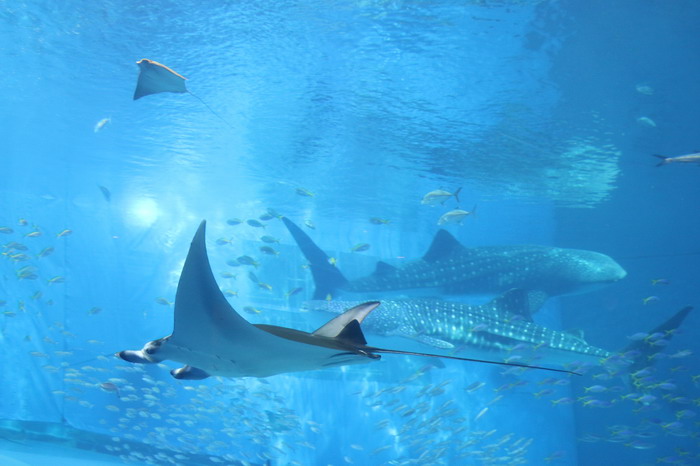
[1,1,699,465]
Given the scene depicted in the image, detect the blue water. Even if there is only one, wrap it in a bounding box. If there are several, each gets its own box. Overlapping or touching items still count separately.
[1,1,699,464]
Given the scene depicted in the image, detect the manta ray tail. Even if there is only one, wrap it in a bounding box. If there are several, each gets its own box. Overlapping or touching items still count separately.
[187,91,235,129]
[621,305,693,372]
[367,345,578,375]
[282,217,348,299]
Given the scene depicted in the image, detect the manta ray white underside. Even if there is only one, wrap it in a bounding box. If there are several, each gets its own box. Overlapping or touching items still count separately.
[117,221,573,380]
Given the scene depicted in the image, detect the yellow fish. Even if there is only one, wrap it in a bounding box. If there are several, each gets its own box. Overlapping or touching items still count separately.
[295,187,315,197]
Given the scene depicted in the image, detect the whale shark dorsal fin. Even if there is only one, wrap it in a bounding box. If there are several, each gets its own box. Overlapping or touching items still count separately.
[423,229,465,263]
[373,261,397,276]
[336,319,367,346]
[312,301,380,338]
[526,290,549,315]
[493,289,549,321]
[565,328,586,342]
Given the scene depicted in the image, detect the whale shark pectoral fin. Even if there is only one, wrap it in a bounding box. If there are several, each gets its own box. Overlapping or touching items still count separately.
[373,261,397,276]
[526,290,549,314]
[312,301,380,338]
[492,289,548,322]
[422,230,465,263]
[411,334,455,349]
[565,328,586,342]
[170,365,211,380]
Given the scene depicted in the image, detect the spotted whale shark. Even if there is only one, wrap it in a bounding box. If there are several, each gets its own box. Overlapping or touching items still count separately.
[282,217,627,301]
[306,291,693,369]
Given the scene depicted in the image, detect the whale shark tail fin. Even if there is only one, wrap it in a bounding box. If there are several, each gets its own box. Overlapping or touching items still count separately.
[620,305,693,373]
[282,217,348,299]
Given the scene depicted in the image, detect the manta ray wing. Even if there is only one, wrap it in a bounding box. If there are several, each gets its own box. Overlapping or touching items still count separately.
[167,221,371,377]
[170,220,266,350]
[133,58,188,100]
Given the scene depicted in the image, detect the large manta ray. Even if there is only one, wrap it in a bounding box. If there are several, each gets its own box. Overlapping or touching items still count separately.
[281,217,627,301]
[117,221,574,379]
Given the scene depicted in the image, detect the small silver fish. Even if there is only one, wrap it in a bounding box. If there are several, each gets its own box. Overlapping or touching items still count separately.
[295,187,315,197]
[635,84,654,95]
[236,255,260,267]
[94,117,111,133]
[636,116,656,127]
[653,152,700,166]
[259,246,279,255]
[437,206,476,226]
[421,187,461,205]
[246,219,266,228]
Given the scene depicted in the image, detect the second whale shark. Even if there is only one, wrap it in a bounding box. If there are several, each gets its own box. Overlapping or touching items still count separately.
[306,290,693,369]
[282,217,627,301]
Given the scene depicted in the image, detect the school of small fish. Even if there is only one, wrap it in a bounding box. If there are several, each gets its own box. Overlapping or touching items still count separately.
[3,185,699,466]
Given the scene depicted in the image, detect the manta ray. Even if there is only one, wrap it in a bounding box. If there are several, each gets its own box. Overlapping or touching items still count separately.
[281,217,627,301]
[117,221,574,379]
[132,58,233,128]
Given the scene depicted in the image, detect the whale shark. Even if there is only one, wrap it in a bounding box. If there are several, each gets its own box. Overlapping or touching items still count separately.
[306,291,693,369]
[117,221,574,379]
[281,217,627,301]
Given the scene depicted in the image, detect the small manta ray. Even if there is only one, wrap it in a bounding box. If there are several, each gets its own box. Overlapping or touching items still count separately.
[117,221,575,379]
[132,58,233,128]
